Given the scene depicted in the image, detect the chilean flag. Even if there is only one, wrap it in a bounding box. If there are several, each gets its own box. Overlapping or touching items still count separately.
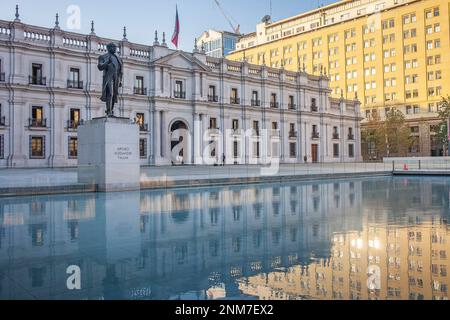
[171,5,180,49]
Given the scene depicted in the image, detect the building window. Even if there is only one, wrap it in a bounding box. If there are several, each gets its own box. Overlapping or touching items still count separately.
[232,119,239,130]
[333,144,340,158]
[348,128,354,140]
[0,58,4,82]
[333,127,339,139]
[174,80,185,99]
[349,144,355,158]
[68,68,82,89]
[288,95,295,109]
[68,108,81,130]
[135,113,147,131]
[208,85,217,102]
[289,123,296,138]
[68,137,78,159]
[312,125,319,139]
[254,142,260,158]
[253,121,260,136]
[30,106,46,127]
[30,63,45,85]
[30,136,45,159]
[0,103,4,126]
[209,117,218,130]
[140,139,147,158]
[233,141,239,159]
[0,134,4,159]
[311,98,318,112]
[251,91,260,106]
[231,88,239,104]
[290,143,296,158]
[270,93,278,108]
[134,76,145,95]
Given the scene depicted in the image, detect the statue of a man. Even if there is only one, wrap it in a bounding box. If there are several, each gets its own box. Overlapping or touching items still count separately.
[98,43,123,117]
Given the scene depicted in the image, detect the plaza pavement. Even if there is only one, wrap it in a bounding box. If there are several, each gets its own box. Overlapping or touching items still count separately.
[0,163,394,196]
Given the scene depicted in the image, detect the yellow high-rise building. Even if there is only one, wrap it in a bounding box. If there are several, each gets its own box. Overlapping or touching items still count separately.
[227,0,448,157]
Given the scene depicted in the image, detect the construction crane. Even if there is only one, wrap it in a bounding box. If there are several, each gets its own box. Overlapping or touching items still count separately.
[213,0,241,34]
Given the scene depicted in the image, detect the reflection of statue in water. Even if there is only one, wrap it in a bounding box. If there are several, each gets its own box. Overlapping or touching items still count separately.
[98,43,123,117]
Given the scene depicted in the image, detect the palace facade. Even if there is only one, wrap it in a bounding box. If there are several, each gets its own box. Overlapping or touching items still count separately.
[0,12,361,168]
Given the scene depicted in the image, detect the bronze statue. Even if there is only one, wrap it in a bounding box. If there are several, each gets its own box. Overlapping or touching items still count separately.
[98,43,123,117]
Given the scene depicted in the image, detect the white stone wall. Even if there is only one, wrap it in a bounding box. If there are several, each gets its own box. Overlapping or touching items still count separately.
[0,18,362,168]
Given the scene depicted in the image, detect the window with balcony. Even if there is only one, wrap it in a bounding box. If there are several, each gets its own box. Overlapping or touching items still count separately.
[30,136,45,159]
[174,80,185,99]
[30,106,46,128]
[251,91,260,106]
[311,98,318,112]
[348,128,354,140]
[288,95,295,110]
[68,108,81,130]
[333,127,339,139]
[270,93,278,108]
[68,68,82,89]
[208,85,218,102]
[312,125,319,139]
[134,76,146,95]
[68,137,78,159]
[231,88,239,104]
[289,123,297,138]
[30,63,45,85]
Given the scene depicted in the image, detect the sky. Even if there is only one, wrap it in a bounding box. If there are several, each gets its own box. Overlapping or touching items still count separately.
[0,0,336,51]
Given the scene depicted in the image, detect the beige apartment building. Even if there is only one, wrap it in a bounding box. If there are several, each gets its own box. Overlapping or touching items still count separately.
[228,0,449,157]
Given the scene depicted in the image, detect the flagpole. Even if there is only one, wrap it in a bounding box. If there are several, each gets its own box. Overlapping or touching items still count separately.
[171,4,180,50]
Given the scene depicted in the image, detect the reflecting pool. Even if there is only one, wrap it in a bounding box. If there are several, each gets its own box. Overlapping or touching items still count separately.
[1,176,450,300]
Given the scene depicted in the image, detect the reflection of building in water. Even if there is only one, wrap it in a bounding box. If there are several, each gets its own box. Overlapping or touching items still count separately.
[241,223,450,300]
[239,182,450,300]
[1,177,449,300]
[0,180,363,299]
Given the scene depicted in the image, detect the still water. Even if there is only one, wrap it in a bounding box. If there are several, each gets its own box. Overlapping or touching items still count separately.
[1,176,450,300]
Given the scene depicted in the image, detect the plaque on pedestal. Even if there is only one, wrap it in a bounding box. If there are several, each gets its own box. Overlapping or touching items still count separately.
[78,117,140,192]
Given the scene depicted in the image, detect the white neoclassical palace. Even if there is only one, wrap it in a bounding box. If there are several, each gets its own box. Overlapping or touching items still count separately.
[0,13,362,168]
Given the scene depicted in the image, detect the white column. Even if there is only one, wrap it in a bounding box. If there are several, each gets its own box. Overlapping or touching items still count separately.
[49,104,66,167]
[7,101,27,168]
[194,113,202,164]
[153,110,161,164]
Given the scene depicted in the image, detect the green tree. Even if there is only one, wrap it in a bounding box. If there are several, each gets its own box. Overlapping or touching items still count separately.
[437,96,450,154]
[383,109,412,157]
[361,109,412,160]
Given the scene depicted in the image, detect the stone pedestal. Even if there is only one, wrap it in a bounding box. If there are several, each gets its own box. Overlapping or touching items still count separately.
[78,117,140,192]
